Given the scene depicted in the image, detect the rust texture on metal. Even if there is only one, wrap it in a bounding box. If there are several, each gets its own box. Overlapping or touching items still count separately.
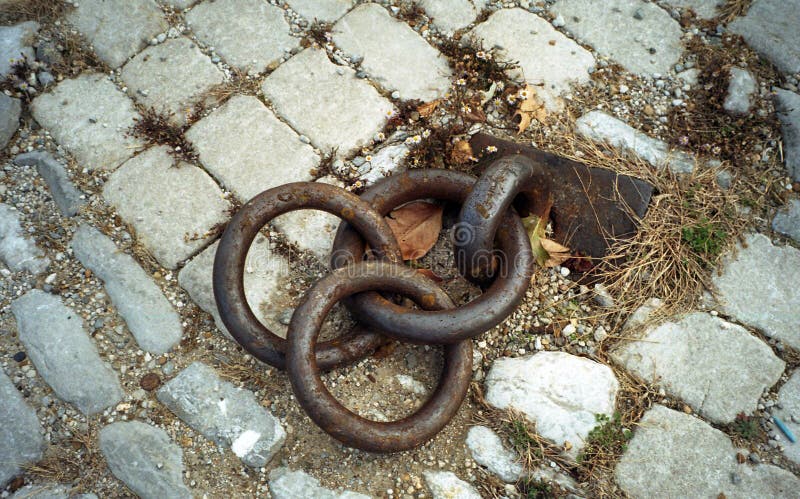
[469,133,654,260]
[286,261,472,453]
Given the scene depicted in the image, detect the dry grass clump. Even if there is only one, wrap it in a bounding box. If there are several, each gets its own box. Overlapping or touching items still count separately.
[718,0,753,23]
[129,108,199,163]
[23,432,107,493]
[0,0,72,24]
[205,67,263,103]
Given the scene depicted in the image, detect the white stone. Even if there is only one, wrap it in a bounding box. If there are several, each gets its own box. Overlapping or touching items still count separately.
[484,352,619,455]
[576,111,696,173]
[468,8,595,110]
[332,4,452,101]
[772,371,800,465]
[551,0,684,75]
[772,198,800,243]
[103,146,231,269]
[285,0,354,23]
[261,48,393,157]
[775,89,800,182]
[423,471,481,499]
[730,0,800,75]
[0,21,38,78]
[419,0,485,34]
[0,369,44,487]
[120,37,224,126]
[0,204,50,274]
[0,93,20,150]
[616,405,800,498]
[612,312,784,423]
[186,95,318,203]
[663,0,722,18]
[67,0,166,68]
[359,141,409,186]
[269,467,371,499]
[712,233,800,350]
[31,73,144,171]
[186,0,298,73]
[395,374,427,396]
[178,239,293,339]
[465,426,522,483]
[723,67,757,116]
[623,297,664,331]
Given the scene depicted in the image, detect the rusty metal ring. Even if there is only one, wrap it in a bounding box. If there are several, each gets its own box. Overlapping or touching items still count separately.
[213,182,402,371]
[456,155,552,282]
[330,169,534,344]
[286,261,472,453]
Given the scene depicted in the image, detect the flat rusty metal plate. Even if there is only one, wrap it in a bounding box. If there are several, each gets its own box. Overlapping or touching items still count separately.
[469,133,654,260]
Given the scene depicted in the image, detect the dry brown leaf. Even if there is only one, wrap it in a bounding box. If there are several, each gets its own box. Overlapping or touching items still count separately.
[541,238,571,267]
[450,139,477,164]
[417,99,440,118]
[513,84,548,134]
[385,201,444,260]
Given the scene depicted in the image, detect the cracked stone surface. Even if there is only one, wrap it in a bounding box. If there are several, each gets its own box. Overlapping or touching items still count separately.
[771,370,800,465]
[31,73,144,171]
[102,146,231,269]
[186,95,318,203]
[0,369,44,487]
[269,467,370,499]
[616,405,800,498]
[469,8,595,110]
[284,0,355,23]
[0,204,50,275]
[484,351,619,455]
[730,0,800,75]
[612,312,784,423]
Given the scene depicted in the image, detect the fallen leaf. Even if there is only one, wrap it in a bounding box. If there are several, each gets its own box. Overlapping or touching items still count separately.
[541,238,571,267]
[450,139,477,164]
[417,99,440,118]
[385,201,444,260]
[521,209,571,268]
[513,84,548,134]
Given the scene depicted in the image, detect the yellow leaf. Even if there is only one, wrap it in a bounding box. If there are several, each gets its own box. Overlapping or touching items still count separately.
[513,84,548,134]
[450,139,477,164]
[417,99,440,118]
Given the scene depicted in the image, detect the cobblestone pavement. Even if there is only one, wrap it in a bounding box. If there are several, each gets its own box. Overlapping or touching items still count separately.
[1,0,800,497]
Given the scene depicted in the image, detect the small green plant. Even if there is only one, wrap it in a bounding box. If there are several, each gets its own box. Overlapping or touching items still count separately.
[518,477,555,499]
[732,412,759,440]
[507,419,537,455]
[681,218,727,257]
[577,412,633,464]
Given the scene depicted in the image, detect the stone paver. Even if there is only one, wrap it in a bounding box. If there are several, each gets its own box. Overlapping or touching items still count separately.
[67,0,166,69]
[157,362,286,467]
[178,237,293,338]
[120,37,224,125]
[99,421,191,499]
[0,369,44,487]
[0,21,38,78]
[423,471,481,499]
[333,4,452,101]
[484,351,619,455]
[285,0,354,23]
[0,93,21,150]
[469,8,595,111]
[71,224,183,354]
[723,67,757,116]
[772,370,800,465]
[262,48,393,157]
[9,484,98,499]
[269,467,371,499]
[186,95,318,202]
[730,0,800,75]
[775,88,800,182]
[465,426,522,483]
[163,0,198,10]
[186,0,298,73]
[612,312,784,423]
[551,0,683,76]
[615,405,800,498]
[31,73,144,171]
[576,111,696,173]
[419,0,486,34]
[773,198,800,243]
[14,151,85,217]
[0,204,50,274]
[663,0,722,18]
[711,233,800,350]
[11,290,123,415]
[102,145,231,269]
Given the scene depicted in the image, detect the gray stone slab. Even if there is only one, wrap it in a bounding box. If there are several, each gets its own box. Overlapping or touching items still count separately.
[711,233,800,350]
[9,484,98,499]
[71,224,182,354]
[419,0,485,34]
[424,471,481,499]
[730,0,800,75]
[663,0,722,18]
[0,21,38,78]
[0,93,21,149]
[261,48,393,157]
[99,421,191,499]
[775,88,800,182]
[332,4,452,101]
[465,426,522,483]
[612,312,784,423]
[576,111,696,173]
[268,467,371,499]
[285,0,354,23]
[615,405,800,498]
[157,362,285,467]
[484,352,618,456]
[186,0,298,73]
[551,0,684,75]
[14,151,85,217]
[11,290,123,415]
[177,239,293,339]
[162,0,198,10]
[772,370,800,465]
[724,67,757,116]
[186,95,318,203]
[468,8,595,110]
[773,198,800,243]
[31,74,144,171]
[67,0,166,69]
[102,146,231,269]
[0,369,44,487]
[0,204,50,274]
[120,37,224,126]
